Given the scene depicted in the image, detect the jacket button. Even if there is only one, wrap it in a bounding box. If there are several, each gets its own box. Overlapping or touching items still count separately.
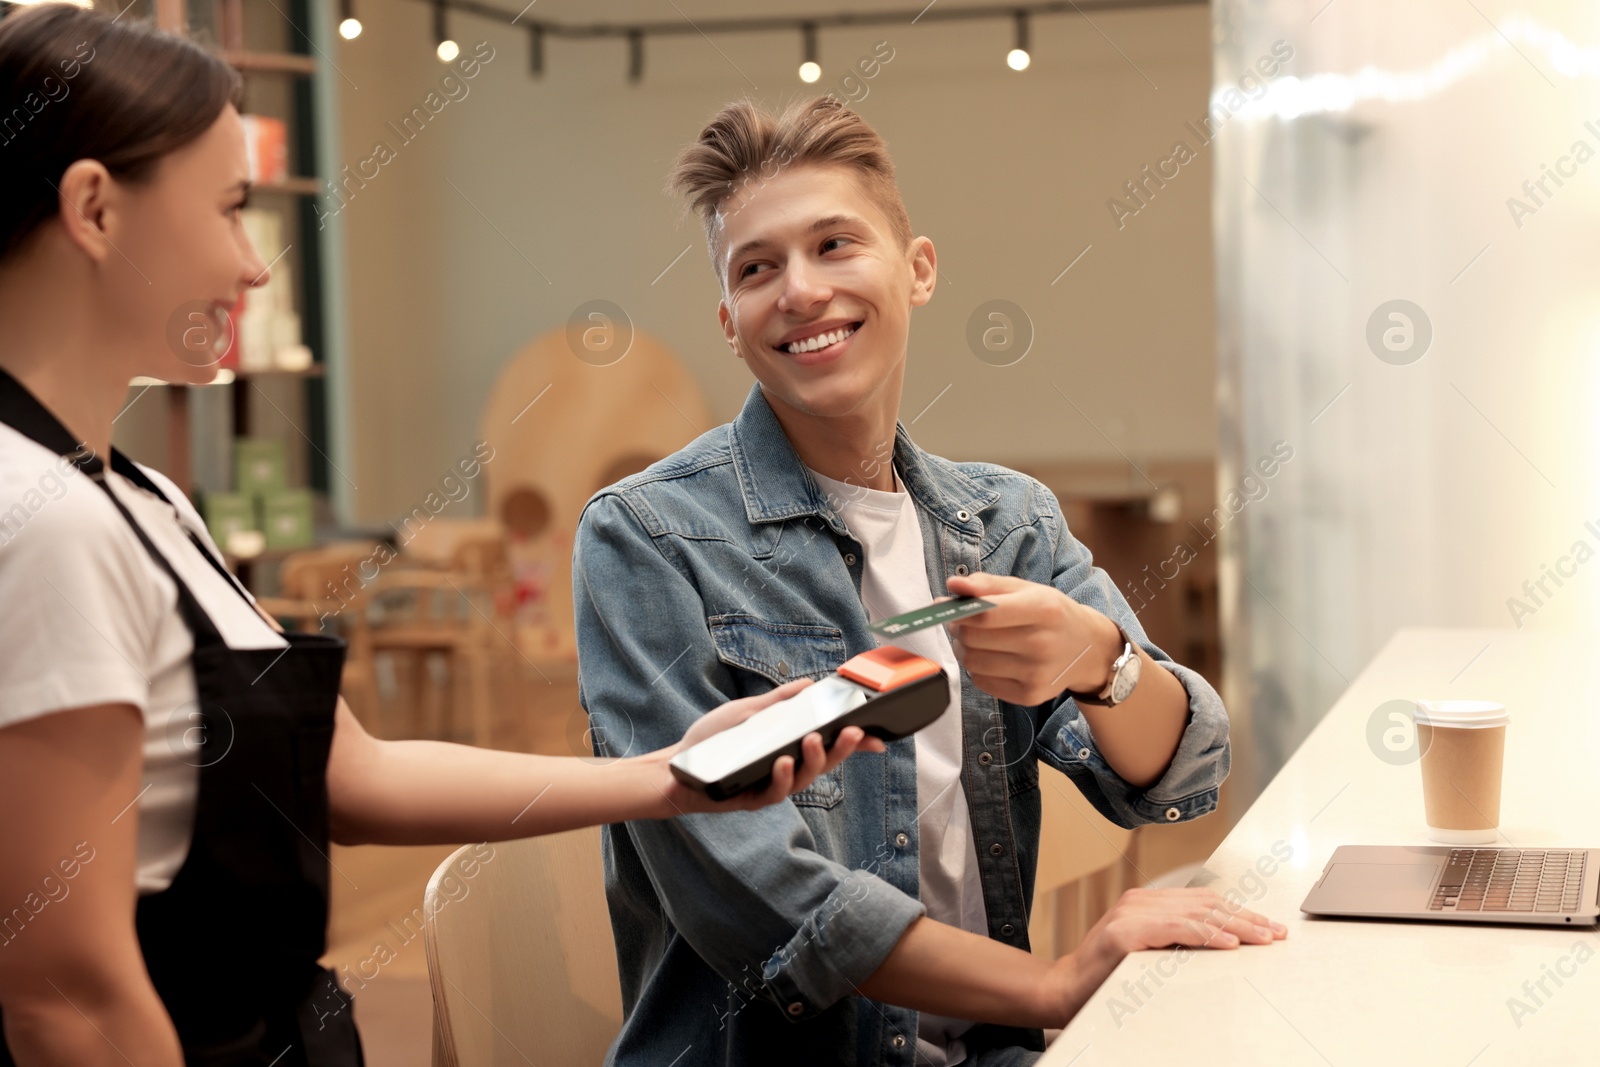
[956,509,971,522]
[844,552,857,566]
[978,752,993,766]
[953,564,969,576]
[1165,807,1182,822]
[1077,747,1091,760]
[1001,923,1015,936]
[776,661,789,678]
[787,1001,804,1016]
[990,842,1004,856]
[891,1035,907,1049]
[895,832,909,847]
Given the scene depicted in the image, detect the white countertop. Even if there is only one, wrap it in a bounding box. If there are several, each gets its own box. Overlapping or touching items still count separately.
[1040,627,1600,1067]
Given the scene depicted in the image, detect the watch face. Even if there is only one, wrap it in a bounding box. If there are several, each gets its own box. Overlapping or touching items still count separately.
[1110,649,1141,703]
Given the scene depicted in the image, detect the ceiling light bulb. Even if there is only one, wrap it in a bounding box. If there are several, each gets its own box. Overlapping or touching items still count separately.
[1009,12,1032,73]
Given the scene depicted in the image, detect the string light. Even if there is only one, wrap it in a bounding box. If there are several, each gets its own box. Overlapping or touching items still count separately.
[374,0,1201,83]
[628,28,644,84]
[798,22,820,83]
[528,24,544,77]
[337,0,361,41]
[1007,11,1031,71]
[433,0,458,63]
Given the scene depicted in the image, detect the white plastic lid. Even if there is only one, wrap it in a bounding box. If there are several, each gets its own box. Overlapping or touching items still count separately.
[1413,699,1508,729]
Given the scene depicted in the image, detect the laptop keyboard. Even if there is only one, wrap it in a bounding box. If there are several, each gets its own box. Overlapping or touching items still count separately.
[1430,849,1588,913]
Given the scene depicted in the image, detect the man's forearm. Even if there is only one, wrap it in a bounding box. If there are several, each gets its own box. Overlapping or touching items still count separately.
[1074,612,1191,789]
[857,916,1095,1030]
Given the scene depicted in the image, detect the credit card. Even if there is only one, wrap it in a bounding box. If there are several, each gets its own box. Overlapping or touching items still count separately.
[869,597,996,637]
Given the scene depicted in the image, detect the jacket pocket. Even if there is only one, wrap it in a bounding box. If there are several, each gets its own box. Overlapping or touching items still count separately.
[706,614,848,809]
[706,614,846,686]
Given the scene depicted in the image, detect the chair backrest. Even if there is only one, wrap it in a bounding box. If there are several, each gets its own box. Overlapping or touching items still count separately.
[278,540,386,604]
[423,828,623,1067]
[395,517,507,579]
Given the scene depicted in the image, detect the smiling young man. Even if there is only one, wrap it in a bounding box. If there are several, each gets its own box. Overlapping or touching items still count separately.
[573,96,1284,1067]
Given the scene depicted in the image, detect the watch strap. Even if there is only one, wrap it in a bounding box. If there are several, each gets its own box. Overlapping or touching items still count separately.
[1064,622,1135,707]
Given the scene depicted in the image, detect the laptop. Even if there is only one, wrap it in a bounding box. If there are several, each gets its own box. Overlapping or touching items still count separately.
[1301,845,1600,926]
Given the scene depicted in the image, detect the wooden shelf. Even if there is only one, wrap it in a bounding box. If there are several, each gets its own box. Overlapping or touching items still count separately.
[130,364,324,388]
[238,364,326,378]
[144,0,332,510]
[224,50,317,75]
[255,177,322,197]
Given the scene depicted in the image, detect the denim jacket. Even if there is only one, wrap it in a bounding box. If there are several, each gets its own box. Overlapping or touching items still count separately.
[573,384,1230,1067]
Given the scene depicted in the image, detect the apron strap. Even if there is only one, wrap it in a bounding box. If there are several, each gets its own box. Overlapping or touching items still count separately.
[84,466,226,647]
[107,448,266,613]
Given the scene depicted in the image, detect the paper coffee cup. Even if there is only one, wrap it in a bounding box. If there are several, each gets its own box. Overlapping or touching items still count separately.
[1413,700,1508,845]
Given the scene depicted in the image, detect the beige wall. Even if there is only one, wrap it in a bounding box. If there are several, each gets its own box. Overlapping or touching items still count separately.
[331,3,1216,524]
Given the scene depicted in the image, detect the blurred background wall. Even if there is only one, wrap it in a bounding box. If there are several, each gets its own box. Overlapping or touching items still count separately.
[327,0,1220,519]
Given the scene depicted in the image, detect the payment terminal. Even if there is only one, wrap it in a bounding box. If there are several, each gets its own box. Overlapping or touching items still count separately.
[669,646,950,800]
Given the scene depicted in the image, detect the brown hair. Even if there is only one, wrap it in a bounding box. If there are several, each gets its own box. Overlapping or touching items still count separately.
[0,2,242,262]
[666,95,913,283]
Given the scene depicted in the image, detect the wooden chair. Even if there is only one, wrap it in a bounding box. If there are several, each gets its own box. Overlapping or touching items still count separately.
[255,540,383,729]
[423,829,623,1066]
[392,517,509,584]
[259,536,504,745]
[362,566,499,746]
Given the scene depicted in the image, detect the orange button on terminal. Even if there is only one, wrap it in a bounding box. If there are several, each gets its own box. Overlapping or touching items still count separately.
[838,646,942,692]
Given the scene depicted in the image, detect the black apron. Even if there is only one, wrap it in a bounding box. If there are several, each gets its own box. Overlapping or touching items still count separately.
[0,368,364,1067]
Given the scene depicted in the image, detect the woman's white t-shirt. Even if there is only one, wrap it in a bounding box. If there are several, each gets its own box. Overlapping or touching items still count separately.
[0,422,287,894]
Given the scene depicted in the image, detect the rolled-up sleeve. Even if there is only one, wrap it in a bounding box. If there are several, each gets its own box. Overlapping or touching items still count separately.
[1025,484,1230,828]
[573,492,925,1018]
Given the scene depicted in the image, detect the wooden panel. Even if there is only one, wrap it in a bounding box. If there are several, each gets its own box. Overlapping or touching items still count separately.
[1014,458,1222,689]
[476,327,711,662]
[1035,770,1135,895]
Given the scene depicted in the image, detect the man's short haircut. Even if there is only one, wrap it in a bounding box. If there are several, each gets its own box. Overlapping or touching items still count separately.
[666,94,914,285]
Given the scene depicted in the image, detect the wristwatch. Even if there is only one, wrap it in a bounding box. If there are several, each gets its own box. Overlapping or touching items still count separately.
[1065,621,1141,707]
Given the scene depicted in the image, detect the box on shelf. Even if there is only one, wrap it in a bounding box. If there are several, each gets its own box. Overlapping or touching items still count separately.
[237,209,302,371]
[234,437,287,496]
[201,491,256,550]
[260,489,315,551]
[216,291,246,370]
[240,115,288,184]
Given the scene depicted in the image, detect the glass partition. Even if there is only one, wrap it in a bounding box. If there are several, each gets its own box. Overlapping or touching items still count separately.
[1213,1,1600,791]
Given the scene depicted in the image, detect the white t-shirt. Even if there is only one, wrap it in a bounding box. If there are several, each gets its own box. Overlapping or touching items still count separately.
[0,422,286,894]
[809,466,986,1067]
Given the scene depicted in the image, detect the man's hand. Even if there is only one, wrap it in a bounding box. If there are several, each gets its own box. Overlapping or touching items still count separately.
[945,572,1122,706]
[1040,887,1289,1025]
[648,678,887,816]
